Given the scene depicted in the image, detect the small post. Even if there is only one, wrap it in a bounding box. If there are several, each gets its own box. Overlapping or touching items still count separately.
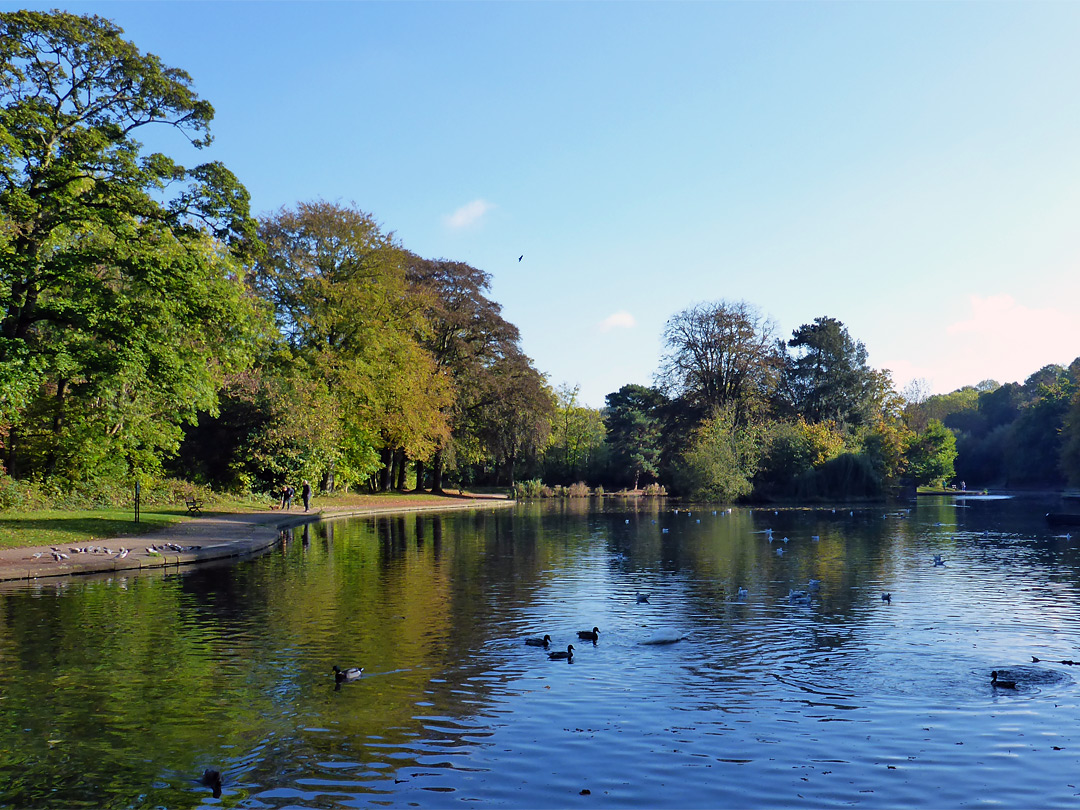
[134,480,141,524]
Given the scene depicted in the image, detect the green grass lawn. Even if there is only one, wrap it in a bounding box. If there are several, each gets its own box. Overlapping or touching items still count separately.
[0,491,507,549]
[0,508,194,550]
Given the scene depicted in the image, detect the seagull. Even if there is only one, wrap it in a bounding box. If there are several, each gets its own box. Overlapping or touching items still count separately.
[737,587,749,598]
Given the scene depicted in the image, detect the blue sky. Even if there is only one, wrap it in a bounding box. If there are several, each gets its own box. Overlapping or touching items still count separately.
[21,1,1080,406]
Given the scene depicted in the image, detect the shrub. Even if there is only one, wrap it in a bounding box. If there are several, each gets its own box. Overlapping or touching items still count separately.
[642,482,667,496]
[0,475,221,512]
[568,481,590,498]
[513,479,546,499]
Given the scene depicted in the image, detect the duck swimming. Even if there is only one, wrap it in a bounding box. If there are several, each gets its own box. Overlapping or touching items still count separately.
[881,592,891,603]
[333,665,363,682]
[636,592,650,604]
[525,634,552,647]
[549,644,575,660]
[577,627,600,642]
[991,671,1017,689]
[200,768,223,798]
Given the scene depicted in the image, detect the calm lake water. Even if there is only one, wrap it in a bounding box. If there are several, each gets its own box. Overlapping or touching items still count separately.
[3,496,1080,808]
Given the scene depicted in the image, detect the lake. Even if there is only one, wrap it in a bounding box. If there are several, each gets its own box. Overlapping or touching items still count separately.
[2,495,1080,808]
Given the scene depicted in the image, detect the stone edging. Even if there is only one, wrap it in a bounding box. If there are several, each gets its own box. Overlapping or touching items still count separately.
[0,498,515,583]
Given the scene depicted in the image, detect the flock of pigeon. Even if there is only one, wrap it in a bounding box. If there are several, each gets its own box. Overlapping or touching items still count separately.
[31,542,203,562]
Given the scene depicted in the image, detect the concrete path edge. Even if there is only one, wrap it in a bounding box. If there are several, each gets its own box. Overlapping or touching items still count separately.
[0,498,516,583]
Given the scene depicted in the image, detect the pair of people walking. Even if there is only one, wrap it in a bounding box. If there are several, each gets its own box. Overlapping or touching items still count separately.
[279,481,313,512]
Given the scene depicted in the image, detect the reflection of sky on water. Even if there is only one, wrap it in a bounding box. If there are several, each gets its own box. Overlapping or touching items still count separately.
[2,495,1080,806]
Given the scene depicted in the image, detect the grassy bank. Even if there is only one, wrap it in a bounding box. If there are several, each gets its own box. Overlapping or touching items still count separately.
[0,491,502,550]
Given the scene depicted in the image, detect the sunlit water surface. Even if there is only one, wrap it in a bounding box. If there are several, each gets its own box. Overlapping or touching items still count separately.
[3,496,1080,808]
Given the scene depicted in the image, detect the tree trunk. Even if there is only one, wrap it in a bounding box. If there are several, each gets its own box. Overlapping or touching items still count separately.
[431,448,444,494]
[507,451,517,486]
[44,377,67,478]
[387,448,399,492]
[395,448,408,490]
[320,462,336,494]
[378,448,393,492]
[633,469,640,491]
[413,459,426,493]
[5,425,19,478]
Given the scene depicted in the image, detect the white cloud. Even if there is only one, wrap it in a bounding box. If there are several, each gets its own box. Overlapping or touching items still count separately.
[925,294,1079,390]
[444,199,493,229]
[598,311,637,332]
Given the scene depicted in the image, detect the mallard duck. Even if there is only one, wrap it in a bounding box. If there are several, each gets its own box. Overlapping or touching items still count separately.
[200,768,223,798]
[577,627,600,641]
[636,592,650,604]
[525,634,552,647]
[549,644,574,660]
[881,592,891,603]
[333,665,363,682]
[991,671,1016,688]
[933,554,945,566]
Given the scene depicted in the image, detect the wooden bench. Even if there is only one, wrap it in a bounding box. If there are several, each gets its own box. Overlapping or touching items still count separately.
[185,498,204,516]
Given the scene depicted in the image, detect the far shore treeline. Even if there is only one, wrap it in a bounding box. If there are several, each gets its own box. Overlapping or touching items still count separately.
[2,10,1080,512]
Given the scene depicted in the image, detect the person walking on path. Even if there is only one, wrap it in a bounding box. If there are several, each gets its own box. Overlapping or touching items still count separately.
[284,485,295,510]
[302,481,312,512]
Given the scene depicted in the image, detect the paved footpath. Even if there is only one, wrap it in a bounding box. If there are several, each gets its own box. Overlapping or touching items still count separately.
[0,498,514,583]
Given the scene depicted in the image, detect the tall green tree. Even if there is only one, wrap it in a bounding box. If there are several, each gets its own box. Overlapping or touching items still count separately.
[252,203,450,491]
[1003,364,1074,487]
[545,384,606,484]
[673,404,763,501]
[406,256,544,491]
[476,353,555,486]
[905,419,958,487]
[785,316,888,428]
[0,10,260,481]
[604,384,666,490]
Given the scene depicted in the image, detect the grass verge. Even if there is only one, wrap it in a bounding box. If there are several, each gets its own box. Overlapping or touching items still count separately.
[0,491,505,549]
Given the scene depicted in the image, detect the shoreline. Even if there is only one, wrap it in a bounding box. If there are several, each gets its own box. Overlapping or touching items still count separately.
[0,497,515,584]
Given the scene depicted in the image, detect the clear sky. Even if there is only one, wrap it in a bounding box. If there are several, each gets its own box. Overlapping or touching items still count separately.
[19,1,1080,406]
